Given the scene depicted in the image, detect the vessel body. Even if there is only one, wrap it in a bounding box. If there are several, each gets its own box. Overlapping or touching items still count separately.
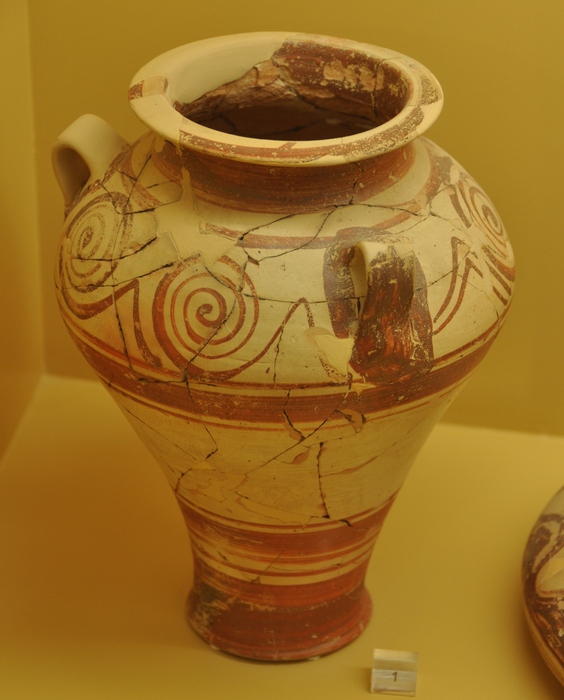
[523,489,564,686]
[53,32,514,660]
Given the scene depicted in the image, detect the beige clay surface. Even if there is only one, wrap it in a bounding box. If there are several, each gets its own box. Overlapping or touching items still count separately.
[0,375,562,699]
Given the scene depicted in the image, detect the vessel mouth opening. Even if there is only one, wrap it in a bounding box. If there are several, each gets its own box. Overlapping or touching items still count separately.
[173,41,413,142]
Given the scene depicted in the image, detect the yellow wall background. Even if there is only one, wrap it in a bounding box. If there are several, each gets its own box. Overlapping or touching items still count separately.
[8,0,563,438]
[0,2,43,455]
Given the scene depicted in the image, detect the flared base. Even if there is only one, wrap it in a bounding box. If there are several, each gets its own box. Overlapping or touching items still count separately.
[176,497,396,661]
[186,569,372,661]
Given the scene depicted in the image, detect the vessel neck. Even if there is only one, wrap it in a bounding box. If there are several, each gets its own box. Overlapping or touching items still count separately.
[129,33,443,194]
[180,144,415,214]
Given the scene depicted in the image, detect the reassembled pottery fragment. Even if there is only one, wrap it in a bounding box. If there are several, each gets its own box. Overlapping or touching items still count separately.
[53,32,514,660]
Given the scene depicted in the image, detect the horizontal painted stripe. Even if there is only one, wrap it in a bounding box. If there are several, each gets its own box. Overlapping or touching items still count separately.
[71,326,495,424]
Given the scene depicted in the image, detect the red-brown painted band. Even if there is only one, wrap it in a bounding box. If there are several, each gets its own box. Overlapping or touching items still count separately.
[187,559,371,660]
[182,143,415,214]
[70,325,497,426]
[178,497,393,659]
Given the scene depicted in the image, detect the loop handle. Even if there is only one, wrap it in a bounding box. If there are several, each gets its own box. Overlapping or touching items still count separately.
[52,114,128,208]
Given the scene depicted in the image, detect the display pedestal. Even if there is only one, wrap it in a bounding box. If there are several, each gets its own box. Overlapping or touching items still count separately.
[1,375,563,699]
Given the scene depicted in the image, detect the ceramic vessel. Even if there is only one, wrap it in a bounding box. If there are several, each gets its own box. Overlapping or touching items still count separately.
[53,32,514,660]
[523,488,564,686]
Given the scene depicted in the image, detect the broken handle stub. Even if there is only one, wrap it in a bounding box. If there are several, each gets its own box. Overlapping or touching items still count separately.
[52,114,128,209]
[350,239,434,384]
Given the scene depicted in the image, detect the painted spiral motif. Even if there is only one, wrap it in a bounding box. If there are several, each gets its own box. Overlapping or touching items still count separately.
[459,173,510,260]
[61,194,124,288]
[153,254,260,371]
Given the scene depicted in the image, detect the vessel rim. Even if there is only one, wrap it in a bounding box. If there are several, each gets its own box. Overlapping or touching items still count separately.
[129,31,444,167]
